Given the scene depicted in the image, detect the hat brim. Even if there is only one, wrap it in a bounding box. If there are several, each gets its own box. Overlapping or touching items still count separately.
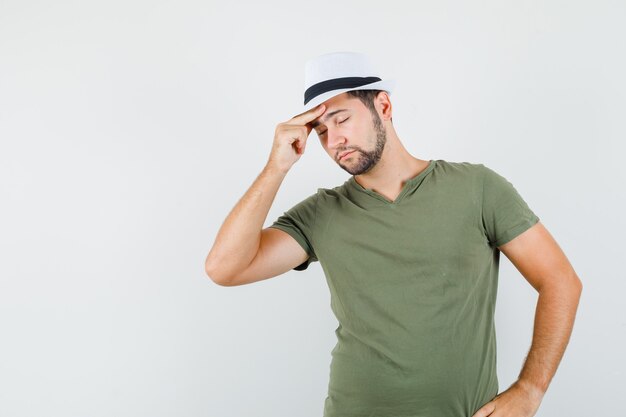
[301,78,396,112]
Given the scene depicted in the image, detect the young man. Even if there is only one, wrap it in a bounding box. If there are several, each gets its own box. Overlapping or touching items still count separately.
[205,52,582,417]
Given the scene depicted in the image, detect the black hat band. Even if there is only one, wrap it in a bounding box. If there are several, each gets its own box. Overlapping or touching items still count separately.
[304,76,382,105]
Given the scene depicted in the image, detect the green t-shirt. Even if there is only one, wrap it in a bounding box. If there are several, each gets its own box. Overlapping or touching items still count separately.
[269,159,539,417]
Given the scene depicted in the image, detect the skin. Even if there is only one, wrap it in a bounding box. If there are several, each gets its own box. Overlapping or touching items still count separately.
[307,91,431,203]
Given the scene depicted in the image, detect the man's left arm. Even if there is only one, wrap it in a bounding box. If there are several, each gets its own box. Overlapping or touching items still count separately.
[472,221,583,417]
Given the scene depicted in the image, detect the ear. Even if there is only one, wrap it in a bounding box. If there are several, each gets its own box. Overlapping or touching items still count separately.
[376,91,393,122]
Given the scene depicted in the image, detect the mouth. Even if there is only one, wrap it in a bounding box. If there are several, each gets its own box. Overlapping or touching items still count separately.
[339,150,356,160]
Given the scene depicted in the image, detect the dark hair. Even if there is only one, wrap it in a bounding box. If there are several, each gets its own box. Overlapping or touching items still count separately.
[346,89,393,124]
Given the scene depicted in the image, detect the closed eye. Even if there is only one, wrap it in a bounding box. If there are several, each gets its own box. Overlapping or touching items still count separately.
[318,117,350,136]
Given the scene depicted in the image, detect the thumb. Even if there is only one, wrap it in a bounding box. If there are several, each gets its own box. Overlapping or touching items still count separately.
[471,401,496,417]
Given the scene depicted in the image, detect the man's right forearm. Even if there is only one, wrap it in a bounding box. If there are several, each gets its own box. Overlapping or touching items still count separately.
[205,163,288,283]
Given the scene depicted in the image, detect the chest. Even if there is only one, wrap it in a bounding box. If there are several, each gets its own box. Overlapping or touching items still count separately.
[326,193,485,258]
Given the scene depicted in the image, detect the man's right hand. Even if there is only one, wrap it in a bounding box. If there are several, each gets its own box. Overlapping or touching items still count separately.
[267,103,326,173]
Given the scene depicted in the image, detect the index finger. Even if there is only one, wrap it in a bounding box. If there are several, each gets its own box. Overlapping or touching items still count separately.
[288,103,326,126]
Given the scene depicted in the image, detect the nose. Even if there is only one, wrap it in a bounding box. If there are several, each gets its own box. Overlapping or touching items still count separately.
[326,126,346,151]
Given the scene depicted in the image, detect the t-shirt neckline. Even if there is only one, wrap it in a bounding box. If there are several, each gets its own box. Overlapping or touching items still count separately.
[348,159,437,205]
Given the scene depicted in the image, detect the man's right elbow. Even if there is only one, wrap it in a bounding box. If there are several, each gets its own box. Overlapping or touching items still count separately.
[204,262,233,286]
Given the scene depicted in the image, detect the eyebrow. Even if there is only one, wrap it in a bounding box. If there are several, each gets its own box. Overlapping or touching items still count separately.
[310,109,349,129]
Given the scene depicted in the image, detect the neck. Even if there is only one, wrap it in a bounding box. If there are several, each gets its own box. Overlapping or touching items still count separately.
[353,135,430,199]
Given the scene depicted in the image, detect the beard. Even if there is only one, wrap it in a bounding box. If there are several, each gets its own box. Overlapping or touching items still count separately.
[339,110,387,176]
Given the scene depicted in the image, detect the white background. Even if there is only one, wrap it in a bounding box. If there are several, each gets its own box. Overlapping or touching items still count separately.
[1,1,624,416]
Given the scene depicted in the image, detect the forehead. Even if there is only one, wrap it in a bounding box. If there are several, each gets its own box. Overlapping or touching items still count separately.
[309,108,350,129]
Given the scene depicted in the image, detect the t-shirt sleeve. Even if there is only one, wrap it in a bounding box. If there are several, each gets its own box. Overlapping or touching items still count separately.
[268,190,319,271]
[480,164,540,248]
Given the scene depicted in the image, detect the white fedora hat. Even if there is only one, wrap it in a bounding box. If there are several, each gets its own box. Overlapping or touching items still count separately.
[302,51,396,112]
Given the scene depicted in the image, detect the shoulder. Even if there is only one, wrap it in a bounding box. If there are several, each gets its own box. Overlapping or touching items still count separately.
[431,159,487,185]
[315,180,351,201]
[435,159,485,172]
